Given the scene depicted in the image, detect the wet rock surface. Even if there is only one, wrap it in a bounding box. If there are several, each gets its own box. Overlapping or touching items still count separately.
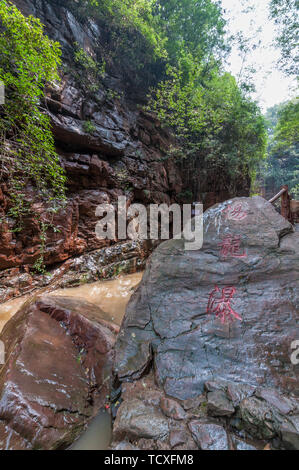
[110,372,269,451]
[112,197,299,450]
[113,399,169,441]
[189,421,229,450]
[111,372,299,450]
[207,390,235,417]
[0,296,117,450]
[0,240,152,303]
[115,197,298,396]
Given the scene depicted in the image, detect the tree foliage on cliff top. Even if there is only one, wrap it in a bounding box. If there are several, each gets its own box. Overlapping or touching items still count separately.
[0,0,65,221]
[68,0,227,62]
[146,64,266,177]
[270,0,299,76]
[0,0,267,220]
[66,0,227,89]
[274,98,299,149]
[68,0,266,177]
[260,99,299,198]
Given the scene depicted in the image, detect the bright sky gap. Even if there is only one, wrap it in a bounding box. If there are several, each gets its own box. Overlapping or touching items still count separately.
[221,0,297,111]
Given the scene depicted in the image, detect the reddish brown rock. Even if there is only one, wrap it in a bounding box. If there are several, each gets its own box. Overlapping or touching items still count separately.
[0,296,117,450]
[0,191,86,270]
[188,421,229,450]
[160,397,187,421]
[0,239,153,304]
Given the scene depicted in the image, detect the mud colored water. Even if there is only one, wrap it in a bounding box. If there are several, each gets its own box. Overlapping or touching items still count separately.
[0,296,29,333]
[0,272,143,332]
[70,410,112,450]
[51,272,143,325]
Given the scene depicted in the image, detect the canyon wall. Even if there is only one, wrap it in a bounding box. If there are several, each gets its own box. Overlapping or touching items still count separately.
[0,0,250,276]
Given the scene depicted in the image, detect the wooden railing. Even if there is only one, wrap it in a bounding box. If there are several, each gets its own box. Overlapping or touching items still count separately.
[268,185,294,224]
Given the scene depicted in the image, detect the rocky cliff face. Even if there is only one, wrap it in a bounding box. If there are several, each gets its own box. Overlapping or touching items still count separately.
[0,0,250,279]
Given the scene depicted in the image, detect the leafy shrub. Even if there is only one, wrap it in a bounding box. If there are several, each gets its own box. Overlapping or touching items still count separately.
[270,0,299,76]
[83,120,97,134]
[74,45,105,93]
[146,63,267,178]
[0,0,65,222]
[260,99,299,197]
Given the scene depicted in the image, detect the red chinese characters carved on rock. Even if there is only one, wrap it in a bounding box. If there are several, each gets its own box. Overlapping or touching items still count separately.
[207,286,242,324]
[224,203,248,221]
[218,235,246,258]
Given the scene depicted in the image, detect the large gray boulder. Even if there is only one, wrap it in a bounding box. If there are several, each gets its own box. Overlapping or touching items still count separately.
[113,197,299,449]
[115,196,298,398]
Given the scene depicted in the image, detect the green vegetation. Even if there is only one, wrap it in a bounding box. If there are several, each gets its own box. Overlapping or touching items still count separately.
[153,0,227,63]
[66,0,167,90]
[274,99,299,150]
[0,0,271,238]
[260,99,299,197]
[146,65,266,178]
[74,45,105,93]
[0,0,65,223]
[267,1,298,196]
[83,120,97,134]
[270,0,299,76]
[68,0,267,180]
